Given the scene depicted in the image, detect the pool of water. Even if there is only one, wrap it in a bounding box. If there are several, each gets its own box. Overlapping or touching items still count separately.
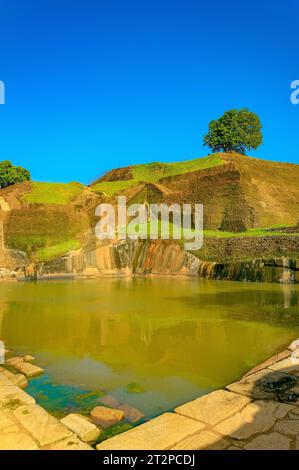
[1,278,299,420]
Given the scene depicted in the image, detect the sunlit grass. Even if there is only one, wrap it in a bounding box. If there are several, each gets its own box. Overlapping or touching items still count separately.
[23,182,83,205]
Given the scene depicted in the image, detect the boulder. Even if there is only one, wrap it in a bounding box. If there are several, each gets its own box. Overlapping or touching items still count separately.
[90,406,124,428]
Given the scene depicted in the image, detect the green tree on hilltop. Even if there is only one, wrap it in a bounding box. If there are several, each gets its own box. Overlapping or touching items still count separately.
[0,160,31,189]
[203,108,263,155]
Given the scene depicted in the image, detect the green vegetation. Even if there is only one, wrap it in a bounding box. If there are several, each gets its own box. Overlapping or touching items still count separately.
[5,206,89,256]
[125,382,145,394]
[23,182,83,205]
[96,423,133,443]
[36,239,81,261]
[92,180,137,196]
[0,160,30,188]
[204,109,263,154]
[92,154,224,197]
[131,154,223,182]
[126,220,299,241]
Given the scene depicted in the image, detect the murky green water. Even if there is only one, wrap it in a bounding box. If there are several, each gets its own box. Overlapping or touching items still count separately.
[1,278,299,420]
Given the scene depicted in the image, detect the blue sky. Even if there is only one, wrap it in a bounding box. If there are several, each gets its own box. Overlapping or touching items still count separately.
[0,0,298,183]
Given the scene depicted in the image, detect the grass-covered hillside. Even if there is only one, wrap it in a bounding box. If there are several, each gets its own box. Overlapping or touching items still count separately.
[1,152,299,263]
[92,152,299,231]
[1,181,100,261]
[91,154,223,196]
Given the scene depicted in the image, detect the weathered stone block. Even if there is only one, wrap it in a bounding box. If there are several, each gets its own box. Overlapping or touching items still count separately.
[61,413,101,443]
[96,412,205,450]
[171,430,230,450]
[14,404,73,447]
[175,390,251,426]
[14,361,44,378]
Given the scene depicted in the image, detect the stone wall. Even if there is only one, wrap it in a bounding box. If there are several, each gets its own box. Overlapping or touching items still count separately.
[34,238,299,284]
[196,235,299,261]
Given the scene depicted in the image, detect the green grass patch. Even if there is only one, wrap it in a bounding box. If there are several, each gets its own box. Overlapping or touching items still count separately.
[23,182,84,205]
[91,154,224,197]
[36,239,81,261]
[92,180,137,197]
[131,154,224,182]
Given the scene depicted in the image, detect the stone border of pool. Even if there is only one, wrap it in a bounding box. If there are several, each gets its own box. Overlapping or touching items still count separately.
[1,339,299,450]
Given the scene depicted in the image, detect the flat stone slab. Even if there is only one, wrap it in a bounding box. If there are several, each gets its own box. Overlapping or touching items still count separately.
[0,432,38,450]
[0,384,35,408]
[14,404,73,447]
[244,432,291,450]
[0,368,27,388]
[175,390,251,426]
[90,406,124,428]
[0,372,13,387]
[96,412,205,450]
[268,357,299,375]
[243,350,291,378]
[226,369,299,402]
[288,339,299,351]
[13,361,44,378]
[171,430,230,450]
[61,413,101,443]
[214,400,294,440]
[5,357,23,367]
[0,410,19,434]
[48,436,94,450]
[274,418,299,435]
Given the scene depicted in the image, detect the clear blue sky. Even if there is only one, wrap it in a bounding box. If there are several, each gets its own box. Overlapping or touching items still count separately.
[0,0,298,183]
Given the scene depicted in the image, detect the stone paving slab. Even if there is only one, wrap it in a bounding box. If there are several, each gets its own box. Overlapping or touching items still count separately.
[175,390,251,426]
[96,412,205,450]
[47,436,94,450]
[171,430,231,450]
[244,432,291,450]
[226,369,299,402]
[214,400,294,440]
[0,384,35,408]
[0,432,38,450]
[14,404,73,447]
[243,349,291,378]
[0,367,27,388]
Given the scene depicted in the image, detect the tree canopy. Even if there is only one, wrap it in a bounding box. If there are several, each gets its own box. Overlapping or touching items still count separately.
[0,160,31,189]
[203,109,263,155]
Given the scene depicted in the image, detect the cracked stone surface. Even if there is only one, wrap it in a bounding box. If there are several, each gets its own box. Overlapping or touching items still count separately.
[14,404,73,447]
[274,418,299,436]
[214,401,293,440]
[244,432,291,450]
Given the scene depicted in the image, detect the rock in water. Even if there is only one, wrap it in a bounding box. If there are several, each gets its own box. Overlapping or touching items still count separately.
[61,413,101,443]
[13,361,44,378]
[90,406,124,428]
[23,355,35,362]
